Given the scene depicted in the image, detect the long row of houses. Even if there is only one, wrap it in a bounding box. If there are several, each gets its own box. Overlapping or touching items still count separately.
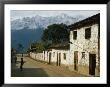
[30,13,100,76]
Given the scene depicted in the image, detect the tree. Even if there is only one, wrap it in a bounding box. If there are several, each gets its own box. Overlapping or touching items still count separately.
[29,42,46,53]
[42,23,69,45]
[35,42,45,53]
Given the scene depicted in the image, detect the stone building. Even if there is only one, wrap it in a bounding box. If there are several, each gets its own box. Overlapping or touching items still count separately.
[68,13,100,76]
[43,43,70,66]
[30,13,100,76]
[30,43,70,67]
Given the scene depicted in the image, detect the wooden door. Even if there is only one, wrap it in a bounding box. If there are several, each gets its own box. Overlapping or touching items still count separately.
[49,53,51,64]
[59,53,61,66]
[89,54,96,75]
[56,53,58,66]
[74,51,78,71]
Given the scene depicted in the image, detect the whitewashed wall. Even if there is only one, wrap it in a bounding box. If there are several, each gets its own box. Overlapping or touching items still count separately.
[30,52,43,61]
[43,49,69,65]
[52,49,69,65]
[43,51,50,62]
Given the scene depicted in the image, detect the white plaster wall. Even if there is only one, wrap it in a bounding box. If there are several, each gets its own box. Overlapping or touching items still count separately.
[44,51,49,62]
[43,49,69,65]
[30,52,43,61]
[51,49,57,62]
[52,49,69,65]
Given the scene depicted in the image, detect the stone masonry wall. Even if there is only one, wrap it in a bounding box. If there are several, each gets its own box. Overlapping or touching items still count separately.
[69,24,100,76]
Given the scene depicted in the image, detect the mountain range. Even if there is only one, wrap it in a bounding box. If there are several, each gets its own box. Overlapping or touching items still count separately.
[11,13,84,30]
[11,13,84,52]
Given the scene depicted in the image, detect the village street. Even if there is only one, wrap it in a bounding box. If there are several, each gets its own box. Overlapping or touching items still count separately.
[11,56,86,77]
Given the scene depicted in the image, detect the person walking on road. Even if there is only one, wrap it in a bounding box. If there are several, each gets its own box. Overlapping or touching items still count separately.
[20,58,24,71]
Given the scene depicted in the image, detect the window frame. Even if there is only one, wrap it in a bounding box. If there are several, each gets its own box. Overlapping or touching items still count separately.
[73,30,77,40]
[85,27,91,39]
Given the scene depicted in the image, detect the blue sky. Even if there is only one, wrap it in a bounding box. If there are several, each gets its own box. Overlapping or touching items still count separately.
[11,10,100,20]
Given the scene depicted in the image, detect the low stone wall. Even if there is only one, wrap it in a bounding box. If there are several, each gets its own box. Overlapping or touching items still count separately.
[30,52,43,61]
[16,54,29,57]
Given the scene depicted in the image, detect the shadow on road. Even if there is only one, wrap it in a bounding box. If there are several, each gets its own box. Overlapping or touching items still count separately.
[16,60,26,64]
[11,68,49,77]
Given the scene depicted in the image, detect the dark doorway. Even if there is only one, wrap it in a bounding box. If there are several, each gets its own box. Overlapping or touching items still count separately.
[47,52,48,62]
[56,53,61,66]
[44,51,45,60]
[74,51,78,71]
[49,53,51,64]
[89,54,96,75]
[59,53,61,66]
[56,53,58,66]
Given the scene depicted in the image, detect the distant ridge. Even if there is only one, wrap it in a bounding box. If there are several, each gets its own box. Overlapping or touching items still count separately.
[11,14,84,30]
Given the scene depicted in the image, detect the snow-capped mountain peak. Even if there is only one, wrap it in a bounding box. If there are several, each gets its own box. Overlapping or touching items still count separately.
[11,14,84,30]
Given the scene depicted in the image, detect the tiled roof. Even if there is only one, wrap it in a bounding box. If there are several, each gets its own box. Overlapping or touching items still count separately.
[48,42,70,50]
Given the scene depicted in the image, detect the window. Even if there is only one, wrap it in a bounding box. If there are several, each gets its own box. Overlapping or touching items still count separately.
[85,27,91,39]
[82,52,85,59]
[53,52,55,57]
[73,30,77,40]
[63,53,66,60]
